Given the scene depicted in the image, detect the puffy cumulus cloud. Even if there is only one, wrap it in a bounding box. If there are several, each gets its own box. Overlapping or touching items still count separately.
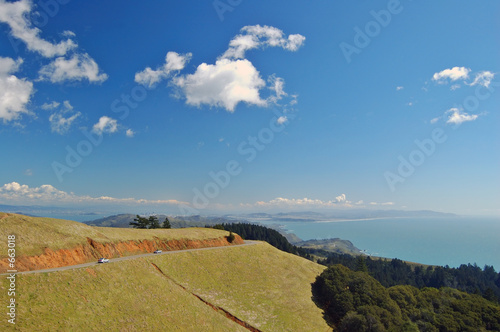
[135,51,191,87]
[0,182,188,206]
[92,116,118,134]
[396,86,404,91]
[48,100,81,134]
[0,0,77,57]
[253,195,352,208]
[0,182,75,201]
[469,71,495,88]
[445,107,479,125]
[173,58,267,112]
[0,57,33,122]
[432,66,471,83]
[221,25,305,59]
[39,53,108,83]
[138,25,304,112]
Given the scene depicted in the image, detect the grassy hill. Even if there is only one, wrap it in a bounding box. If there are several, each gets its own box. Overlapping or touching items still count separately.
[0,213,330,331]
[0,212,235,258]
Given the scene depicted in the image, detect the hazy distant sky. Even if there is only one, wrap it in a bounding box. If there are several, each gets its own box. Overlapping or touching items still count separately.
[0,0,498,216]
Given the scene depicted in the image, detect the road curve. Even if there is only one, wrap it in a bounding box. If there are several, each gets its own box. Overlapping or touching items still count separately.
[2,240,258,275]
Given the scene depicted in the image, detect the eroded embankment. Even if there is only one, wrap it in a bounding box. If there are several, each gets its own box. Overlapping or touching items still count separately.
[0,234,244,272]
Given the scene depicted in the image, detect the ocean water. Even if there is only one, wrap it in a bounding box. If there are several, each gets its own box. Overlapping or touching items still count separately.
[253,217,500,271]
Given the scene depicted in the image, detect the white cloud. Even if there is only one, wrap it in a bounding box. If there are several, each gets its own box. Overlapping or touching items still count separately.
[253,195,351,208]
[430,117,440,124]
[445,108,479,125]
[48,100,80,134]
[0,56,33,122]
[49,111,80,134]
[0,0,77,57]
[267,75,287,104]
[221,25,305,59]
[62,30,76,37]
[125,129,135,137]
[276,116,287,125]
[432,66,470,83]
[173,58,266,112]
[0,182,188,206]
[135,51,192,87]
[24,169,33,176]
[39,53,108,83]
[396,86,404,91]
[92,116,118,134]
[140,25,304,112]
[41,101,60,110]
[469,71,495,88]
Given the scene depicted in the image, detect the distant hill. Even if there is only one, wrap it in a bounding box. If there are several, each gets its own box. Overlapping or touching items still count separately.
[295,238,362,255]
[84,213,241,228]
[238,209,457,222]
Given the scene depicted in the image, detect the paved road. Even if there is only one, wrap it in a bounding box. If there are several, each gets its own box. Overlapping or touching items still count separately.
[2,241,258,275]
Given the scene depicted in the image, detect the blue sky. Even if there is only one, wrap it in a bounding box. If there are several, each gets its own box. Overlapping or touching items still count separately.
[0,0,498,216]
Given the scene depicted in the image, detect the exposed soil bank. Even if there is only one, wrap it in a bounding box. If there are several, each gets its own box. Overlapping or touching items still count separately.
[1,234,244,272]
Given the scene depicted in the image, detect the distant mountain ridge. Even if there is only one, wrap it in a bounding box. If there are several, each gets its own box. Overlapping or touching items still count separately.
[237,209,457,222]
[84,214,240,229]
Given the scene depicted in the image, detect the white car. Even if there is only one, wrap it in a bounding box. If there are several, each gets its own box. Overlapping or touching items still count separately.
[153,250,162,254]
[97,258,109,263]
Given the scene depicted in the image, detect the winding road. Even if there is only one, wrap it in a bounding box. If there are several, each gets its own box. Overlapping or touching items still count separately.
[2,240,258,275]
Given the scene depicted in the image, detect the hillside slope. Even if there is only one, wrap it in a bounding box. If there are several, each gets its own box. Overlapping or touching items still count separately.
[0,212,243,272]
[0,213,330,331]
[1,243,330,331]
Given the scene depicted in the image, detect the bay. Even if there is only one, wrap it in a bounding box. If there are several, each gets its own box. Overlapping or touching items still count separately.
[253,217,500,271]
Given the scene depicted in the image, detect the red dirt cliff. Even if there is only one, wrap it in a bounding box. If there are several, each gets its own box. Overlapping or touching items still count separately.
[0,234,244,272]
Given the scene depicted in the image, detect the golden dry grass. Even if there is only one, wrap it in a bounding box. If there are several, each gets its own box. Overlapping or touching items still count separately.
[0,212,230,257]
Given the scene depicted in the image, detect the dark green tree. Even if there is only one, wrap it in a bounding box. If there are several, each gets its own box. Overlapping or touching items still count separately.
[355,256,368,273]
[227,231,235,243]
[129,215,150,229]
[162,217,171,229]
[148,216,160,229]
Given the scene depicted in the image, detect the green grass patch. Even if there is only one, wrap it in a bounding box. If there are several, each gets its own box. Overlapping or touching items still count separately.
[1,258,247,331]
[0,241,330,331]
[148,242,331,331]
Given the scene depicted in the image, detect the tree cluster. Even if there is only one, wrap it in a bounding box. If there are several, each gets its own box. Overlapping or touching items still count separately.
[129,215,171,229]
[312,264,500,331]
[207,223,311,259]
[318,253,500,303]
